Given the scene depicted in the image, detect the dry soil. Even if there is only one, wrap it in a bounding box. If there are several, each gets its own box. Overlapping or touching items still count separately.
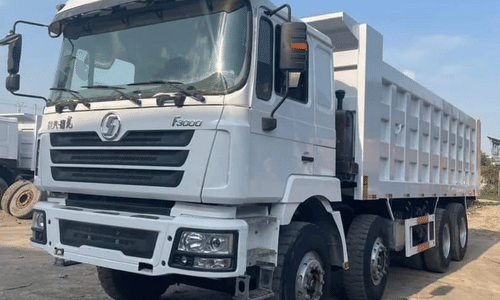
[1,202,499,300]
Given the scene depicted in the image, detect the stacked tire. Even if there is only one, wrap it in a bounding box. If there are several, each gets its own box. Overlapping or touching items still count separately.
[0,180,46,219]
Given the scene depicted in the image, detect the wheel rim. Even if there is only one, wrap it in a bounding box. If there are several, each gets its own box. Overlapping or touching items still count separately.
[370,237,388,286]
[459,217,467,248]
[295,251,325,300]
[15,191,34,209]
[442,223,451,258]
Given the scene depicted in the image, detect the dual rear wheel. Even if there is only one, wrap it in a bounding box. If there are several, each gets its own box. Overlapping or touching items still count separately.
[423,204,468,273]
[342,205,467,300]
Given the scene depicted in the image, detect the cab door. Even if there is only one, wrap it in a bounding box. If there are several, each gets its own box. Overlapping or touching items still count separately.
[248,9,315,202]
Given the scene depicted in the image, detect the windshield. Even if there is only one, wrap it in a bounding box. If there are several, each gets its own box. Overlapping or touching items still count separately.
[49,0,251,105]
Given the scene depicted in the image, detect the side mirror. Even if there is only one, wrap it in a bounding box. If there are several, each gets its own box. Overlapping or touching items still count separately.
[6,74,20,92]
[0,33,21,46]
[280,22,307,72]
[262,22,308,132]
[0,22,48,103]
[7,34,22,75]
[0,33,22,92]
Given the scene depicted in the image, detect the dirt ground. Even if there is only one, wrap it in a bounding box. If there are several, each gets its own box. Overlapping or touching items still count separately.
[1,202,500,300]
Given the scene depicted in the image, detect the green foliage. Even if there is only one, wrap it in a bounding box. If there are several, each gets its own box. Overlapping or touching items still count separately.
[481,152,493,167]
[480,151,499,199]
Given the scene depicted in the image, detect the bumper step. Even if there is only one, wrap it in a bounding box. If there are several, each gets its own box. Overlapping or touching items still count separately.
[233,288,274,300]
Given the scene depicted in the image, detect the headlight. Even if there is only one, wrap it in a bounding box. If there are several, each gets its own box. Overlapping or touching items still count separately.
[169,229,237,272]
[32,210,46,230]
[178,231,234,255]
[31,210,47,244]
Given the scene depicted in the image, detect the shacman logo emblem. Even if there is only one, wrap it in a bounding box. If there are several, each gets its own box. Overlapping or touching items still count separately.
[101,112,121,140]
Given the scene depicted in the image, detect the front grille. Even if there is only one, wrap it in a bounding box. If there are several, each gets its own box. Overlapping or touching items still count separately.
[66,194,174,216]
[50,130,194,147]
[49,130,193,187]
[52,167,183,187]
[51,150,188,167]
[59,220,158,258]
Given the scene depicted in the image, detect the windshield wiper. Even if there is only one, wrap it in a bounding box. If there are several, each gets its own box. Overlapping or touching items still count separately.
[50,88,91,113]
[81,85,141,106]
[128,80,206,106]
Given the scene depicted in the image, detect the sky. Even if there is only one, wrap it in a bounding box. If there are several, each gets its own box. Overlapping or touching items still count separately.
[0,0,499,153]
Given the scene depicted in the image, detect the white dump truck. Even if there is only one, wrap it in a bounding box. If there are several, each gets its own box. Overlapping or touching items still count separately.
[0,112,44,219]
[0,1,479,299]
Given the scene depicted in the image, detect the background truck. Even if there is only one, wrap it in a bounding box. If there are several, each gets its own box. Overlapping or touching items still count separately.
[0,0,479,299]
[0,112,44,219]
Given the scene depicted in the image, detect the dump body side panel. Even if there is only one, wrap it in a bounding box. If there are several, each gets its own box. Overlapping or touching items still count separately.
[305,13,479,201]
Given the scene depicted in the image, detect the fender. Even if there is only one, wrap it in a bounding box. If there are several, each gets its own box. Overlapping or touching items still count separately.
[271,175,342,225]
[270,175,348,266]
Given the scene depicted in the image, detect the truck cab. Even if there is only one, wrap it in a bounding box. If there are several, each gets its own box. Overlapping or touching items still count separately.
[17,0,347,299]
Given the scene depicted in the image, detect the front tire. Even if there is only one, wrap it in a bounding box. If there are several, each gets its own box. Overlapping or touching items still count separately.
[97,267,170,300]
[343,215,389,300]
[423,208,452,273]
[272,222,331,300]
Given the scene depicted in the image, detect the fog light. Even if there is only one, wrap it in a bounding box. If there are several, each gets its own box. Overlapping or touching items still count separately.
[193,257,232,270]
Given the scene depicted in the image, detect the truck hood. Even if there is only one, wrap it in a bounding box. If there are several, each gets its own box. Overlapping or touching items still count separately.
[37,103,224,203]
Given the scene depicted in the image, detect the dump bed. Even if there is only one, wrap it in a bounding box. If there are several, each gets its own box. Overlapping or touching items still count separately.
[305,13,480,200]
[0,113,41,171]
[0,117,19,162]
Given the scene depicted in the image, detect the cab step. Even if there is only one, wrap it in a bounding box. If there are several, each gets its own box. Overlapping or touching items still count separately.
[232,266,275,300]
[233,288,274,300]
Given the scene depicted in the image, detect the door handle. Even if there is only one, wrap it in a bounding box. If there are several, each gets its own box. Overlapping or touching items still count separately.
[302,156,314,163]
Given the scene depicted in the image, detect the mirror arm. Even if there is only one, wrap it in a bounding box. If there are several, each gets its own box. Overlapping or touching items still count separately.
[265,4,291,22]
[262,71,290,131]
[12,20,48,33]
[271,71,290,118]
[9,91,48,103]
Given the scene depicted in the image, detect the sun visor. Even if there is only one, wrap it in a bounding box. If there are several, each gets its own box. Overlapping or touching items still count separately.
[49,0,141,36]
[49,0,248,38]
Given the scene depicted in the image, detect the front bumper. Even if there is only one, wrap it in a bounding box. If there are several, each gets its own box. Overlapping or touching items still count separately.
[31,201,248,278]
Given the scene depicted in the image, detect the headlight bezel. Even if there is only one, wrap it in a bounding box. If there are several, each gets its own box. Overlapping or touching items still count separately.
[30,210,47,244]
[177,231,234,255]
[168,228,238,272]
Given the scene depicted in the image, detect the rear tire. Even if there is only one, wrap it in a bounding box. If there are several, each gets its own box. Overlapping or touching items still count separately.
[272,222,331,300]
[446,203,468,261]
[1,180,29,214]
[97,267,170,300]
[9,182,44,219]
[343,215,389,300]
[423,208,452,273]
